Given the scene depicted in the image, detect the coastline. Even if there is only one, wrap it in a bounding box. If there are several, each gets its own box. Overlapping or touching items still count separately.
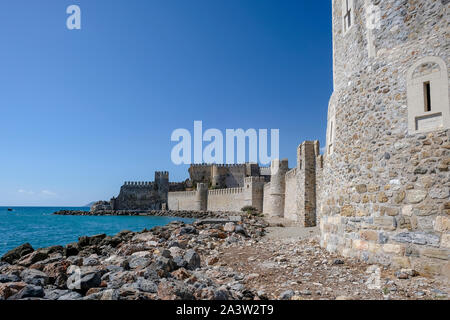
[1,211,448,300]
[0,211,268,300]
[53,209,242,220]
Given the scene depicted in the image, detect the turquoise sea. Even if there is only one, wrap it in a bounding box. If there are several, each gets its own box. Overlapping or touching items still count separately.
[0,207,194,256]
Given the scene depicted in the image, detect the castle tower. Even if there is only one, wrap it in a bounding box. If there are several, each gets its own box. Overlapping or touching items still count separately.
[244,176,266,212]
[320,0,450,278]
[296,141,320,227]
[195,183,208,211]
[155,171,169,207]
[211,164,222,188]
[264,159,289,217]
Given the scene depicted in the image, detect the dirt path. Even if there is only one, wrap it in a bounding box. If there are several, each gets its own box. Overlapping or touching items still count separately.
[218,222,449,300]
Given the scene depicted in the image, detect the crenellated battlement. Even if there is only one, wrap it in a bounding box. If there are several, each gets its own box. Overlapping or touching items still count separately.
[155,171,169,179]
[259,166,271,175]
[122,181,154,187]
[208,187,244,196]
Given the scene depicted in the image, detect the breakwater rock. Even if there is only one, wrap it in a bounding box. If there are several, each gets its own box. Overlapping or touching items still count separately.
[53,210,240,220]
[0,214,267,300]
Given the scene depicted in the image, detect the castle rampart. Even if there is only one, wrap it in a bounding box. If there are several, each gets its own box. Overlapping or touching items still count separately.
[318,0,450,279]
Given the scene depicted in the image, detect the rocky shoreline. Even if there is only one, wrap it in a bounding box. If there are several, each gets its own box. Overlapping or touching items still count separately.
[53,209,241,220]
[0,213,267,300]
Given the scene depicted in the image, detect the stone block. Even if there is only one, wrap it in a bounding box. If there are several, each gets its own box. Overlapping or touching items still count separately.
[383,244,404,255]
[420,248,449,261]
[353,240,369,251]
[392,232,440,247]
[391,256,411,269]
[402,205,413,216]
[441,233,450,249]
[355,184,367,194]
[341,205,355,217]
[373,216,396,231]
[406,190,427,204]
[434,216,450,232]
[360,230,378,241]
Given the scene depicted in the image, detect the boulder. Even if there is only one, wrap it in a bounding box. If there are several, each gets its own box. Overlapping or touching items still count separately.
[78,234,106,247]
[58,291,83,300]
[64,243,79,257]
[20,269,50,286]
[1,243,34,264]
[279,290,294,300]
[149,256,176,277]
[67,270,103,292]
[0,274,21,283]
[18,251,48,267]
[157,279,195,300]
[184,250,201,270]
[9,285,44,299]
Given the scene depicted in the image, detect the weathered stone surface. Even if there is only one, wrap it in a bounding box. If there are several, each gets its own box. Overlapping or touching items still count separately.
[420,248,449,261]
[9,285,44,299]
[184,250,201,270]
[1,243,34,264]
[17,251,48,267]
[157,279,195,300]
[434,216,450,232]
[406,190,428,204]
[392,232,440,247]
[20,269,49,286]
[67,270,103,292]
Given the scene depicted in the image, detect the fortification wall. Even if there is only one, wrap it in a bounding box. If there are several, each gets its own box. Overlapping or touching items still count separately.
[263,182,271,215]
[189,164,212,185]
[284,168,299,221]
[115,182,161,210]
[320,0,450,279]
[168,191,197,211]
[207,188,245,212]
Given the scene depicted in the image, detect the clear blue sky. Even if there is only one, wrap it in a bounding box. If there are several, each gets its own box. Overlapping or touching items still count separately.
[0,0,333,206]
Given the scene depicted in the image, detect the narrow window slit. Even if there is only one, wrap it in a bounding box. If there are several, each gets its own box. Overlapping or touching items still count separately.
[424,81,431,112]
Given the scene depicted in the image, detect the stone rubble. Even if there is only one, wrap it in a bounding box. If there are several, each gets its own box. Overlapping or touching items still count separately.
[0,213,448,300]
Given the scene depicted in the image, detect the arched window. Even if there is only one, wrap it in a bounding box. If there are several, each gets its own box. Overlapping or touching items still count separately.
[407,57,450,134]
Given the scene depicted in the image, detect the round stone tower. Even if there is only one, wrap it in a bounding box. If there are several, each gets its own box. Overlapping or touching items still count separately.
[195,183,208,211]
[265,159,289,218]
[319,0,449,279]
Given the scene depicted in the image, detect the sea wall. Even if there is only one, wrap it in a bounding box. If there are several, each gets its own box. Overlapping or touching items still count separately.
[208,188,245,212]
[168,191,197,211]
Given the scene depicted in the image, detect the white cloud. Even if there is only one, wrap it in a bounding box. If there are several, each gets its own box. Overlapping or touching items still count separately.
[18,189,35,195]
[41,190,57,196]
[17,189,57,197]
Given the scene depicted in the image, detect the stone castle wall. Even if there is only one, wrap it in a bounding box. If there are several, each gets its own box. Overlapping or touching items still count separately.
[208,188,246,212]
[319,0,450,279]
[168,177,265,212]
[284,168,299,221]
[167,190,197,211]
[188,163,266,189]
[112,181,162,210]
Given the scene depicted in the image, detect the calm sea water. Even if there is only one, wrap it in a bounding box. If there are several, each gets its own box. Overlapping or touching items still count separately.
[0,207,194,256]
